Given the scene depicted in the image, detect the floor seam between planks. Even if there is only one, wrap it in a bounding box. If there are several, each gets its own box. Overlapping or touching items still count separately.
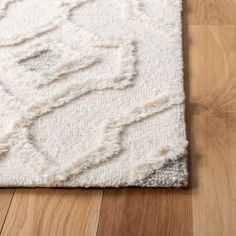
[0,189,15,235]
[96,190,105,236]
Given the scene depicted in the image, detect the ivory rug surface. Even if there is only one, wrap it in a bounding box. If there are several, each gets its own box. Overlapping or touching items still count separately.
[0,0,188,187]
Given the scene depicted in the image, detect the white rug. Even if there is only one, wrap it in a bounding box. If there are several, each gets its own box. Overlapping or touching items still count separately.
[0,0,188,187]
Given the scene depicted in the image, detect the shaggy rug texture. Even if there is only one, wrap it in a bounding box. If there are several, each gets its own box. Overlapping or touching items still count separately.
[0,0,188,187]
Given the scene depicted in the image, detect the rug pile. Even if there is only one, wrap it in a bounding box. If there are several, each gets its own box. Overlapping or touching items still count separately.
[0,0,187,187]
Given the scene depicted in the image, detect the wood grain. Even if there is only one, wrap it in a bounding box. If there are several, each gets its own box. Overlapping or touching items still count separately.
[1,189,103,236]
[187,0,236,25]
[0,189,15,231]
[189,25,236,236]
[97,189,192,236]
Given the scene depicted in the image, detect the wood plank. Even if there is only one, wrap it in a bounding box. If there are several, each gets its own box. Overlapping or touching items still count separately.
[189,25,236,236]
[1,189,103,236]
[97,189,192,236]
[186,0,236,25]
[0,189,15,231]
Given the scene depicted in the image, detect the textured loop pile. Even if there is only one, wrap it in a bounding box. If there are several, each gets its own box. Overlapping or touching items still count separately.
[0,0,187,187]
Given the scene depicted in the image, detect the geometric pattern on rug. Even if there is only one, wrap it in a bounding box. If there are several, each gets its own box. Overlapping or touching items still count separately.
[0,0,188,187]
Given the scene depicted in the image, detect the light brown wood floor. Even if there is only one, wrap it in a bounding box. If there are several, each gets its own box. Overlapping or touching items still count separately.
[1,1,236,235]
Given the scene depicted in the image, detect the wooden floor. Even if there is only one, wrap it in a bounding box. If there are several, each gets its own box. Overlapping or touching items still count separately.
[1,1,236,235]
